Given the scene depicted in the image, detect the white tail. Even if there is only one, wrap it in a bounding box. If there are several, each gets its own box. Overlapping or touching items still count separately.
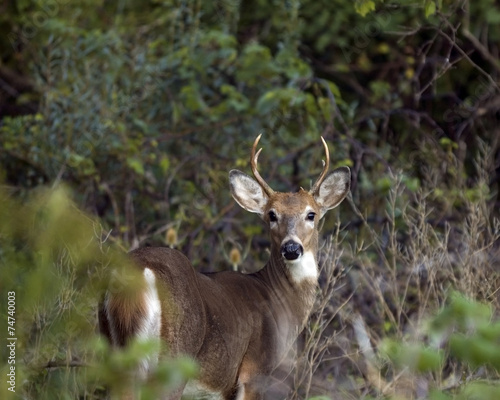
[99,135,351,399]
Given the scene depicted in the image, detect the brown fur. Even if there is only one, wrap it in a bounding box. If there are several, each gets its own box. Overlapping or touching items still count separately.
[104,291,148,347]
[99,266,150,347]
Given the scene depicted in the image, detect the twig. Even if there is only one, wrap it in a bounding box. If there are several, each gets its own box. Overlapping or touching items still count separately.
[460,0,500,75]
[437,21,500,93]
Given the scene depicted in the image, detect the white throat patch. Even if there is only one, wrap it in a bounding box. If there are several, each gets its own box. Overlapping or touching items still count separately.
[285,251,318,283]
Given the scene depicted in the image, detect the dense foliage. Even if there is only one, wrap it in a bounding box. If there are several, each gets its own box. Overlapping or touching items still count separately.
[1,0,499,398]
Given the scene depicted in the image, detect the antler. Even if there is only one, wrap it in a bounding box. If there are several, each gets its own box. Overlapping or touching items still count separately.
[250,134,275,197]
[310,137,330,194]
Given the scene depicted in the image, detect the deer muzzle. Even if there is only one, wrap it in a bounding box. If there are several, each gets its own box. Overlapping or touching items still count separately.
[281,240,304,261]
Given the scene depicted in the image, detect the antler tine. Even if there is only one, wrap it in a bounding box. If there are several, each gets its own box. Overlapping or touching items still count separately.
[310,136,330,194]
[250,134,275,197]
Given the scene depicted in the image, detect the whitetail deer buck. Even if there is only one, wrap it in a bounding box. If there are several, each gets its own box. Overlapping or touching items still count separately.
[99,135,350,399]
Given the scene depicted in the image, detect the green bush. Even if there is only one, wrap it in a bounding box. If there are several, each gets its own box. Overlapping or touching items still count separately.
[380,293,500,398]
[0,187,196,399]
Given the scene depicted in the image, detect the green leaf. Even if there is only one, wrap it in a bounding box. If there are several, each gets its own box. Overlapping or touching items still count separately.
[425,0,437,18]
[450,334,500,370]
[127,157,145,175]
[439,137,458,150]
[429,389,452,400]
[461,382,500,399]
[354,0,376,17]
[380,339,444,372]
[133,118,149,134]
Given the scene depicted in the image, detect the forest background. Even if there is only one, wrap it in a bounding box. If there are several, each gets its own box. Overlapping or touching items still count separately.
[0,0,499,399]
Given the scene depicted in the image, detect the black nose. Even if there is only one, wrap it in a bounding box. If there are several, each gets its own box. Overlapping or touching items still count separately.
[281,240,303,261]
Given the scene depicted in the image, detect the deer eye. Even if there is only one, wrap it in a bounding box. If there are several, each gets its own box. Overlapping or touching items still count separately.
[268,211,277,222]
[306,212,316,221]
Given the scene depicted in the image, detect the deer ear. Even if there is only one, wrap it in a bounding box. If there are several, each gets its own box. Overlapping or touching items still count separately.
[229,170,268,216]
[314,167,351,218]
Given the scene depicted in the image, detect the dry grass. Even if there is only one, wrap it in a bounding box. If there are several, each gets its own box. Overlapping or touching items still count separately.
[284,148,500,399]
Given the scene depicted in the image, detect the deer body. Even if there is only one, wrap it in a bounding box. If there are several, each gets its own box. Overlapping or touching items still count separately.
[99,136,350,399]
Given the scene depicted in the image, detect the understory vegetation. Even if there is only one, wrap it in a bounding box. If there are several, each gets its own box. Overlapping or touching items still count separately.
[1,0,499,399]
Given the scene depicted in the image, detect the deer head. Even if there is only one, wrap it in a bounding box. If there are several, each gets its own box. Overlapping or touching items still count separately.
[229,135,350,280]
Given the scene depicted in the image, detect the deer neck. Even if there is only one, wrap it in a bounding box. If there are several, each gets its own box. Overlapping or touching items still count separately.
[256,239,319,329]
